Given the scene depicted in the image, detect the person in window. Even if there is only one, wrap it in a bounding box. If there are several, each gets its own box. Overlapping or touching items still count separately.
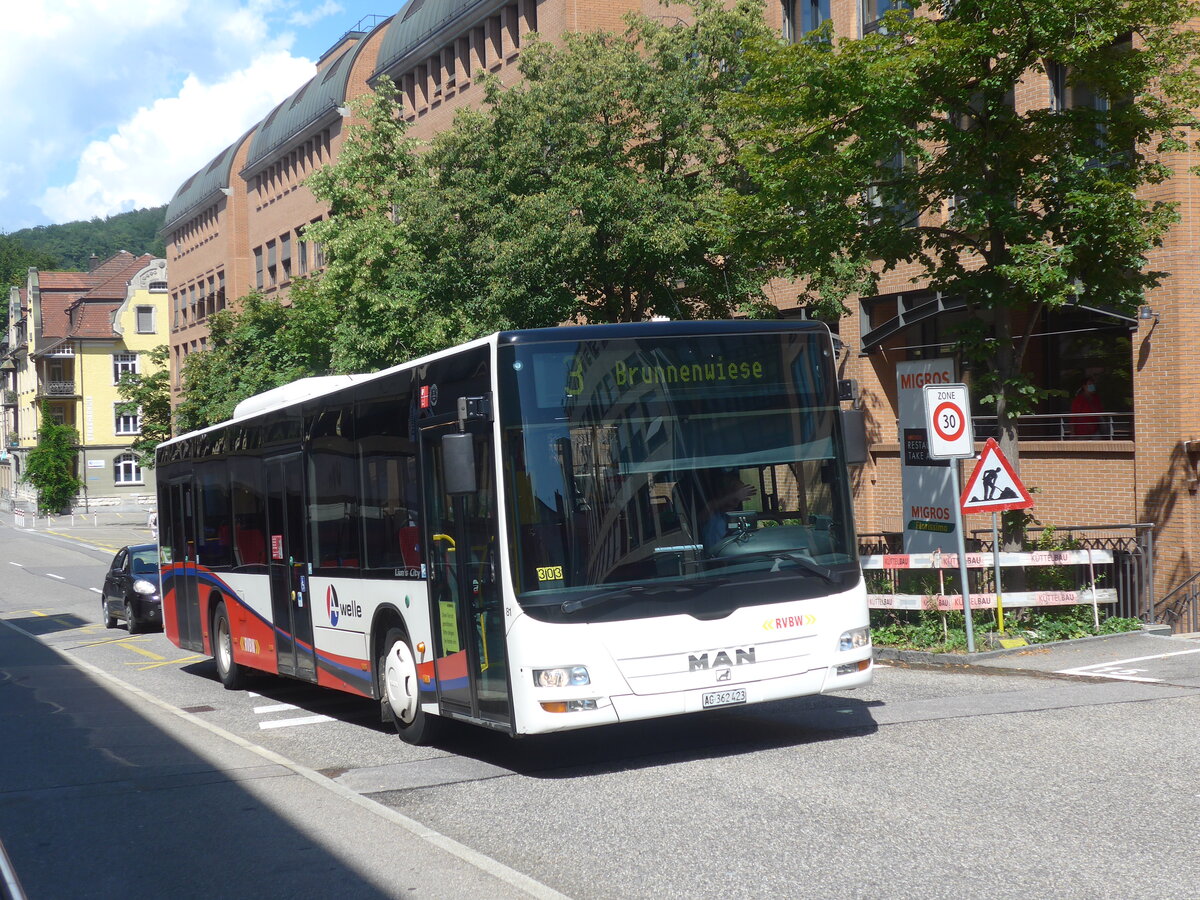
[698,471,757,551]
[1070,376,1103,438]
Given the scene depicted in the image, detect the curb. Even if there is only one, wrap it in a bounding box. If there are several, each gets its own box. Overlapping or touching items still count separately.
[874,624,1174,668]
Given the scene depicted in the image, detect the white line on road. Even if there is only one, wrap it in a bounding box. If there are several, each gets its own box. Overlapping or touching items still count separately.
[9,562,23,568]
[1056,648,1200,682]
[258,714,333,730]
[254,703,299,714]
[89,588,102,594]
[45,574,64,580]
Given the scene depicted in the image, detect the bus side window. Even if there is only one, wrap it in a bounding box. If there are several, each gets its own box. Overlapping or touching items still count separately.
[230,457,267,570]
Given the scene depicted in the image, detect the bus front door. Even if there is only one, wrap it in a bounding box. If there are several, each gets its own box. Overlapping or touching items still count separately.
[422,422,511,730]
[266,454,315,681]
[166,479,203,651]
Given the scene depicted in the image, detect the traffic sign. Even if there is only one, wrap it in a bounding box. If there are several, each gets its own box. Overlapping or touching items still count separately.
[923,384,973,459]
[960,438,1034,514]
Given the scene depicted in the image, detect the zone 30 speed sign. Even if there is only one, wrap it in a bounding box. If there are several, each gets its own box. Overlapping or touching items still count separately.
[923,384,973,459]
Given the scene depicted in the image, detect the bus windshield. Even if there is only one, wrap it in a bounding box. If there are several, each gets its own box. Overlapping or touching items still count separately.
[498,331,859,621]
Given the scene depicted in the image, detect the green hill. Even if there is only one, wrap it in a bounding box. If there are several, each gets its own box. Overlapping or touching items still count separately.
[5,206,167,278]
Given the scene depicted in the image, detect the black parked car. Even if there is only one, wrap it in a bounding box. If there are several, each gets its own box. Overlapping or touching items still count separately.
[102,543,162,633]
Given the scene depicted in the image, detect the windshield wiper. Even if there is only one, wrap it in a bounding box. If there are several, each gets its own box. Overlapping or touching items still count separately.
[560,585,646,615]
[712,550,836,583]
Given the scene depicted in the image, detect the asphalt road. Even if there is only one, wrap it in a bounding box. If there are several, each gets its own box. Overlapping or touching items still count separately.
[2,520,1198,899]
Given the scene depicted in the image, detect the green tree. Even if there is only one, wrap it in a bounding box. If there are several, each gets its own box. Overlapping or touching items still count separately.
[303,1,777,372]
[116,345,173,467]
[729,0,1200,479]
[174,289,336,431]
[22,404,83,513]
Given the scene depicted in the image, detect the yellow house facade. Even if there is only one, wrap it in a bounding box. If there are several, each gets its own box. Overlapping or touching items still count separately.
[1,253,169,513]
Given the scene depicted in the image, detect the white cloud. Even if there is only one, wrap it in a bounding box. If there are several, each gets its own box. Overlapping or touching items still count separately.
[290,1,344,28]
[38,52,315,224]
[0,0,387,230]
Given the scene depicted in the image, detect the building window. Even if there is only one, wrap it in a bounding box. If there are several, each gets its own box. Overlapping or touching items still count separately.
[254,247,264,291]
[861,0,909,35]
[149,280,167,293]
[281,233,292,282]
[113,352,138,384]
[136,306,155,333]
[115,404,141,435]
[784,0,831,41]
[114,453,142,485]
[266,240,277,287]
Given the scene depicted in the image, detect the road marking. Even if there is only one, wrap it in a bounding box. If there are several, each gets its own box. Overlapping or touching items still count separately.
[45,573,64,580]
[1056,648,1200,682]
[9,562,23,568]
[259,714,333,730]
[255,703,299,713]
[119,642,166,661]
[131,654,206,671]
[89,587,102,594]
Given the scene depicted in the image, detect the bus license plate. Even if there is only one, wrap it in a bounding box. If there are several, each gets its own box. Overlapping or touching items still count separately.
[702,688,747,709]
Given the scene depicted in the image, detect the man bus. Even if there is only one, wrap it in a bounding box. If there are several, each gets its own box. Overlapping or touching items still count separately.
[156,320,872,744]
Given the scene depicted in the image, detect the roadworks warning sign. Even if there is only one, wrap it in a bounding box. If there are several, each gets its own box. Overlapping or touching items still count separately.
[960,438,1033,514]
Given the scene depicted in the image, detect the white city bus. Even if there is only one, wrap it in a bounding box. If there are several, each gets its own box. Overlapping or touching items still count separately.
[156,321,872,744]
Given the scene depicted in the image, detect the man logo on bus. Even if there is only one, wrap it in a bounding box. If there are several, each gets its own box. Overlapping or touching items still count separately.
[326,585,363,627]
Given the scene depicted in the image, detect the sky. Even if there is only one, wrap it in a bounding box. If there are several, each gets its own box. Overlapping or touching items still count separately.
[1,0,400,232]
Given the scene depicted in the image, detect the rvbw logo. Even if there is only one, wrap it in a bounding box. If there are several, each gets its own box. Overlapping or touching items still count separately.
[326,585,362,627]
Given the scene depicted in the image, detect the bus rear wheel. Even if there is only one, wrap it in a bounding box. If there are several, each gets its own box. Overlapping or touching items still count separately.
[379,628,441,746]
[213,601,245,691]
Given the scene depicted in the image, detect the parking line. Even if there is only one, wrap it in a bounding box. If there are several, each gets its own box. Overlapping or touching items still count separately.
[120,643,166,661]
[127,654,206,671]
[89,587,102,594]
[45,573,64,580]
[259,715,333,730]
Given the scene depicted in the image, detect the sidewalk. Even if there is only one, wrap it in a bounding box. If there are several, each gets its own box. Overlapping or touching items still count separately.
[10,509,154,554]
[0,609,563,900]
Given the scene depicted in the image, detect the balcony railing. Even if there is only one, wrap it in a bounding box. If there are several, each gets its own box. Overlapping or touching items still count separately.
[40,381,77,396]
[971,412,1134,442]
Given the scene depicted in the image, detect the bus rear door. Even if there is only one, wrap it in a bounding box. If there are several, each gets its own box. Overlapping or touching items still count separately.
[421,416,511,730]
[165,478,203,651]
[265,453,316,681]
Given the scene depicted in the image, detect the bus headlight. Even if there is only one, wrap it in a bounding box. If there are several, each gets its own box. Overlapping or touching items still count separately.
[133,579,158,595]
[838,626,870,652]
[533,666,590,687]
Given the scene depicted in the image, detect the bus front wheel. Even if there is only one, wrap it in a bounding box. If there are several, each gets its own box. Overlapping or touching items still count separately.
[213,602,245,691]
[380,628,440,746]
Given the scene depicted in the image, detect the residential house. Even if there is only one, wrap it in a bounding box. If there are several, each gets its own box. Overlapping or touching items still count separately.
[1,253,170,513]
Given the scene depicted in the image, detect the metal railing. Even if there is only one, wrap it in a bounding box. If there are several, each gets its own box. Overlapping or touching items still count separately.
[859,522,1154,623]
[971,412,1134,442]
[1157,572,1200,634]
[41,381,75,396]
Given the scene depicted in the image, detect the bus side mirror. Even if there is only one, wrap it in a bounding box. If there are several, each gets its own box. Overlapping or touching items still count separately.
[442,432,477,494]
[841,408,869,466]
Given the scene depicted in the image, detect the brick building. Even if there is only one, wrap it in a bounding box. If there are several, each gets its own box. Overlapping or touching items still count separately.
[162,0,1198,615]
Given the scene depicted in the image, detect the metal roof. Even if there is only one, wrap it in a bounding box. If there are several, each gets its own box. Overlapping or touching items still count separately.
[244,33,377,173]
[163,135,249,232]
[373,0,494,78]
